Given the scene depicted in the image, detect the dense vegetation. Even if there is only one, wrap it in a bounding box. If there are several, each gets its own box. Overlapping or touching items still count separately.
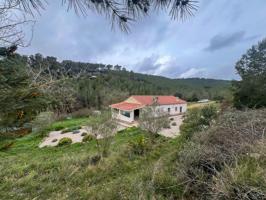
[233,39,266,108]
[0,52,231,131]
[1,105,265,199]
[1,37,266,200]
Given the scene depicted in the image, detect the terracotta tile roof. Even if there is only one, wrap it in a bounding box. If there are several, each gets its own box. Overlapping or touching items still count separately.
[131,95,186,105]
[110,102,144,111]
[110,95,186,111]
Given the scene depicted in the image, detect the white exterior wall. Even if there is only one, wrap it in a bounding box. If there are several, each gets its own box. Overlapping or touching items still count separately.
[112,109,134,123]
[156,103,187,115]
[111,103,187,123]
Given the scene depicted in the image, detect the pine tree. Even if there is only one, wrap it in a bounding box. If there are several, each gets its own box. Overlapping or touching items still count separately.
[233,39,266,108]
[0,54,48,130]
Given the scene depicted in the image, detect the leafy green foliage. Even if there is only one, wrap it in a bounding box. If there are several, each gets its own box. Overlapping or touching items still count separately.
[81,132,87,136]
[82,134,94,142]
[128,135,150,155]
[139,104,169,135]
[1,108,265,199]
[49,117,87,131]
[31,112,54,135]
[61,126,82,133]
[176,109,266,199]
[58,137,72,146]
[180,104,218,139]
[0,140,14,151]
[87,111,117,158]
[0,55,48,130]
[23,53,231,113]
[233,38,266,108]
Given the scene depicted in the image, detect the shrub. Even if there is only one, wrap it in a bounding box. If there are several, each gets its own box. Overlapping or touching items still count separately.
[139,105,169,135]
[51,139,58,143]
[82,134,94,142]
[90,155,101,165]
[175,109,266,199]
[180,105,218,139]
[171,122,177,126]
[58,138,72,146]
[81,132,87,136]
[211,156,266,200]
[163,123,171,129]
[169,117,174,121]
[61,126,82,134]
[72,130,80,134]
[70,108,91,118]
[32,111,55,134]
[0,141,14,151]
[128,135,150,155]
[53,126,65,131]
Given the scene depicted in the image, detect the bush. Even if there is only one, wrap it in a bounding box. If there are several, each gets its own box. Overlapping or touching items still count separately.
[70,108,91,118]
[171,122,177,126]
[61,126,82,134]
[51,139,58,143]
[169,118,174,121]
[0,141,14,151]
[58,137,72,146]
[82,134,94,142]
[175,109,266,199]
[53,126,65,131]
[32,112,55,134]
[163,123,171,129]
[212,156,266,200]
[72,130,80,134]
[89,155,101,165]
[128,135,150,156]
[180,105,218,139]
[81,132,87,136]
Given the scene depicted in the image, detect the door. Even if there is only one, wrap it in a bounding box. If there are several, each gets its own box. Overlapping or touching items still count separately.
[134,109,140,120]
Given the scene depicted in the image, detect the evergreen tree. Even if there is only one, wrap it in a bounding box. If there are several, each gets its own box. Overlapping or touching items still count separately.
[233,39,266,108]
[0,54,48,130]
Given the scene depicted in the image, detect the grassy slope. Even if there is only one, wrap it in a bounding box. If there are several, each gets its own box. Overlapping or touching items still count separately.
[0,118,185,200]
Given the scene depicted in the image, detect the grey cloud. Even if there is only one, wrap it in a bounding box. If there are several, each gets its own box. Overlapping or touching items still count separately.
[18,0,266,80]
[205,31,246,51]
[135,55,161,74]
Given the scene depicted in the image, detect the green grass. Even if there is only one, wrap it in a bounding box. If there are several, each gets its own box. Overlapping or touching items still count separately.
[0,119,185,199]
[49,117,88,131]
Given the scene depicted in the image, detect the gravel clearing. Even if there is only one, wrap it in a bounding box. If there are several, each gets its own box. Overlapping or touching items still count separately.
[159,115,183,138]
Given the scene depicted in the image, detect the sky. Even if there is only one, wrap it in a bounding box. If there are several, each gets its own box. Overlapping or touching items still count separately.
[19,0,266,80]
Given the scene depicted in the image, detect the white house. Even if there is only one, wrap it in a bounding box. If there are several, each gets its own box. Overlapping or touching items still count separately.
[110,95,187,124]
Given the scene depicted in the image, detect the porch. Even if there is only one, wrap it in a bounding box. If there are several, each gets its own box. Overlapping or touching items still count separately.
[110,102,145,128]
[111,107,141,125]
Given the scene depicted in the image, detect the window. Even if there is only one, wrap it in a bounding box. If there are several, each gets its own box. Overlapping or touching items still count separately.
[180,107,183,113]
[121,110,130,118]
[168,108,170,113]
[175,107,178,111]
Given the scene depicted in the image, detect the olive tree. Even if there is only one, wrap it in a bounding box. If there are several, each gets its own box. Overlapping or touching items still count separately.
[139,102,169,136]
[87,111,117,158]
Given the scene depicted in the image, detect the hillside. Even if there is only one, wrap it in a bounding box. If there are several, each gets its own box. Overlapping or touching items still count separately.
[109,70,231,100]
[0,53,231,115]
[1,106,265,199]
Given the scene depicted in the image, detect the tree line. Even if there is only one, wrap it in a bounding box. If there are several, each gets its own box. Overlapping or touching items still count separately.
[1,38,266,131]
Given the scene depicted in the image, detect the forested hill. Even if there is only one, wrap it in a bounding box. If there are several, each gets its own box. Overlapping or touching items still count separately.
[104,70,231,101]
[7,53,231,112]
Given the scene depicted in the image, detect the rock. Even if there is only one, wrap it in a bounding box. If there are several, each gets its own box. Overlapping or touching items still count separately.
[72,130,80,134]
